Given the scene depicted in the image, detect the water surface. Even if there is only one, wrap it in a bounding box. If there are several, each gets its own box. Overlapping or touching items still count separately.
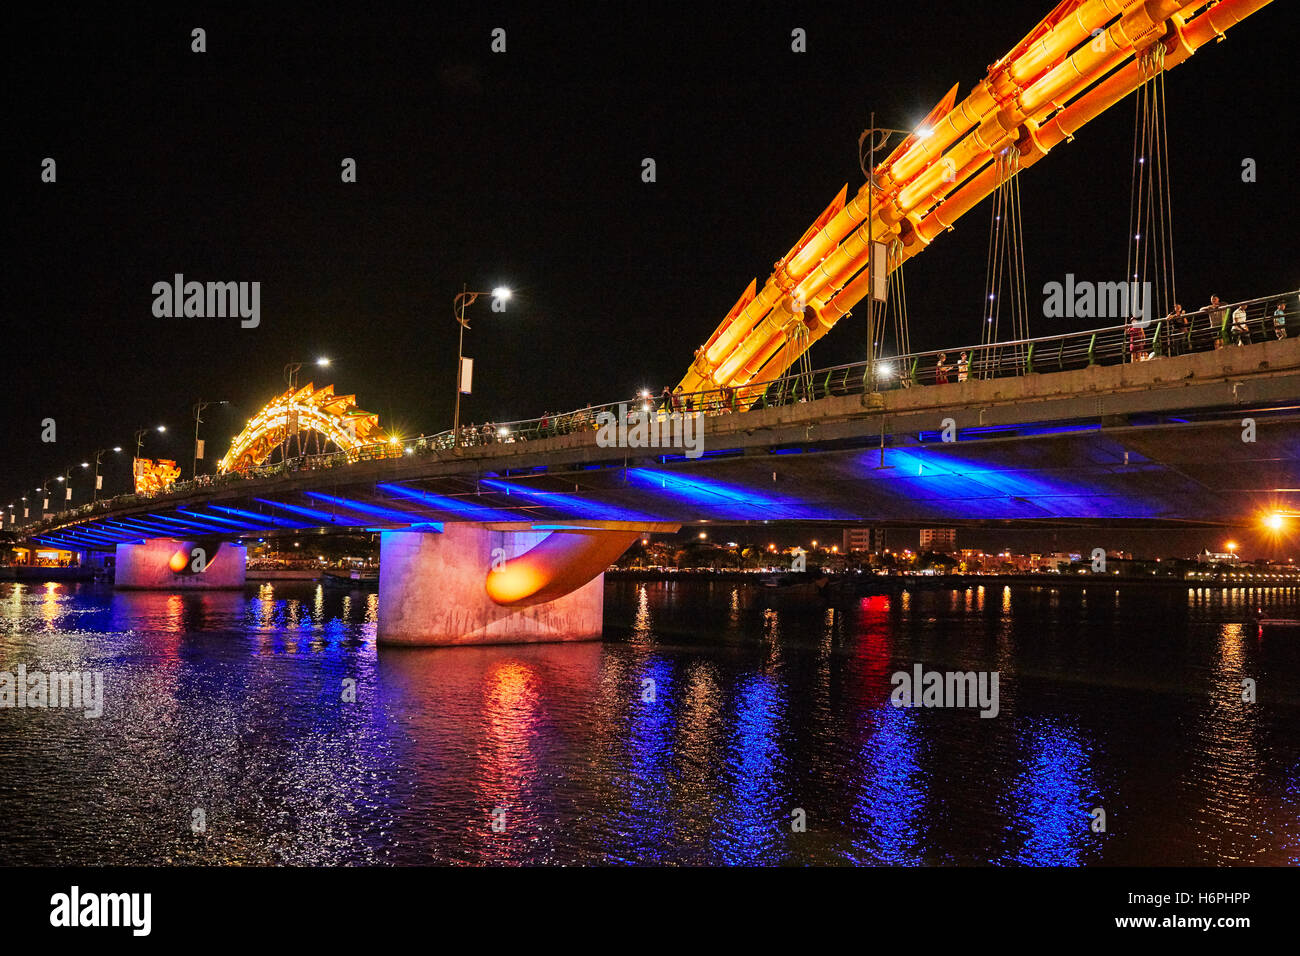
[1,579,1297,865]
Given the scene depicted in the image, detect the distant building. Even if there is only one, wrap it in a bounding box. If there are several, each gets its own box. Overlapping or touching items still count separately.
[842,527,885,553]
[1197,549,1240,566]
[919,528,957,553]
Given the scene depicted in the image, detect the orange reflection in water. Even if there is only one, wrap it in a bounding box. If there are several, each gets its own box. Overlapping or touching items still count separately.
[473,659,542,858]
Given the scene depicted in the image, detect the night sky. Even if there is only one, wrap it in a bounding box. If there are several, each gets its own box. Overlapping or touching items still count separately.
[4,2,1295,557]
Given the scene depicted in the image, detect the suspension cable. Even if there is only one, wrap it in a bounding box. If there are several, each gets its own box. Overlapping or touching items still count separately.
[980,148,1027,377]
[1127,45,1177,335]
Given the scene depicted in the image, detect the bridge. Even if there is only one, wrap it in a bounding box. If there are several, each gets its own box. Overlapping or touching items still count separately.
[21,294,1300,642]
[10,0,1289,646]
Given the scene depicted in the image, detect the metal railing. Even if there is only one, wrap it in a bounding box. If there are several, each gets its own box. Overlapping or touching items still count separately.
[22,289,1298,536]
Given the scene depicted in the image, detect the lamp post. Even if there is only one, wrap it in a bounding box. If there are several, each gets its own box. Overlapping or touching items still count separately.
[90,447,122,501]
[858,116,919,393]
[192,401,229,479]
[452,285,511,449]
[133,426,166,495]
[281,358,330,463]
[134,425,166,458]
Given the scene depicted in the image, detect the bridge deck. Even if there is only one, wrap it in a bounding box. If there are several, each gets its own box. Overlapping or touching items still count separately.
[29,336,1300,549]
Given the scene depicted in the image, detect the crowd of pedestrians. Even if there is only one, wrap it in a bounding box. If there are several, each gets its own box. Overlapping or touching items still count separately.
[1124,295,1290,363]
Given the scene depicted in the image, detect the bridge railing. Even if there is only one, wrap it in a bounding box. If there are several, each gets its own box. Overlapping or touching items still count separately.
[446,289,1297,442]
[22,289,1298,535]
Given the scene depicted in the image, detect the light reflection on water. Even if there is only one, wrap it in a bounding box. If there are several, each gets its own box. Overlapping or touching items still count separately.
[1,579,1298,866]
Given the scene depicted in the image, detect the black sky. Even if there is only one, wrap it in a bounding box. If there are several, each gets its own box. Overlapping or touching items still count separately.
[3,2,1295,556]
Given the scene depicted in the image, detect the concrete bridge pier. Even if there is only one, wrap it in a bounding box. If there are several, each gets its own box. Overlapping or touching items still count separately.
[377,521,677,647]
[114,538,247,589]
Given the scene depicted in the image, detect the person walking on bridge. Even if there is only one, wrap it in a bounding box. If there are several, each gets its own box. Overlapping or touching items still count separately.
[1167,304,1188,355]
[934,353,951,384]
[1126,316,1146,362]
[957,352,970,383]
[1207,295,1228,350]
[1273,301,1288,340]
[1232,304,1250,346]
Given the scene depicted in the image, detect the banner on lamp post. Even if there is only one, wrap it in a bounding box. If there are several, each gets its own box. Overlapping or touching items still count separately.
[870,241,888,303]
[459,357,474,395]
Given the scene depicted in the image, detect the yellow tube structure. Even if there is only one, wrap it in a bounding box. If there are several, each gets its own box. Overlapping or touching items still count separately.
[700,86,961,391]
[681,0,1273,402]
[819,0,1269,335]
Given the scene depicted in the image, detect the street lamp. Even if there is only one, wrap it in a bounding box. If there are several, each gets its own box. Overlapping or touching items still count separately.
[90,447,123,501]
[52,470,69,513]
[858,116,925,390]
[135,425,166,458]
[192,400,229,479]
[282,359,330,463]
[284,357,331,392]
[452,284,511,449]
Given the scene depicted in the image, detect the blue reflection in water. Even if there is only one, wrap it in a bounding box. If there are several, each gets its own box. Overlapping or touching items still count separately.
[1001,720,1099,866]
[852,705,926,865]
[718,672,786,865]
[1285,771,1300,867]
[625,658,675,856]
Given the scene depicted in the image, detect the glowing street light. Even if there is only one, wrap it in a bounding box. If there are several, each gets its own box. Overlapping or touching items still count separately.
[134,426,166,458]
[453,284,513,449]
